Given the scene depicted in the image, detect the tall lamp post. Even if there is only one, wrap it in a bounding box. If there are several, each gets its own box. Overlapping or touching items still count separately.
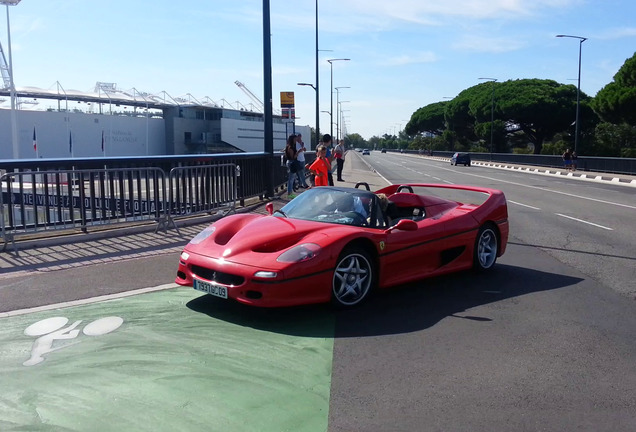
[262,0,274,197]
[557,34,587,154]
[327,58,349,139]
[337,101,350,142]
[2,0,21,159]
[478,77,497,160]
[334,87,350,141]
[314,0,320,147]
[297,82,317,144]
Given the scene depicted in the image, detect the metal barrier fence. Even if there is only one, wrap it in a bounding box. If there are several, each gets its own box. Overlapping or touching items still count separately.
[0,153,316,251]
[161,164,238,235]
[1,167,167,250]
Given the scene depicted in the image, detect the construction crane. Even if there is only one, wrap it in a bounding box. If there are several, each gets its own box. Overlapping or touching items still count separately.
[0,40,12,90]
[234,80,264,112]
[234,80,280,115]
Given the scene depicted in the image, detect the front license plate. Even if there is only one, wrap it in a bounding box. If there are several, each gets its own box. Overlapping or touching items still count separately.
[193,278,228,299]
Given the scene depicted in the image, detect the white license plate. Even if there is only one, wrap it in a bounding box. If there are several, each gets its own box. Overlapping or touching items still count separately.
[193,278,228,299]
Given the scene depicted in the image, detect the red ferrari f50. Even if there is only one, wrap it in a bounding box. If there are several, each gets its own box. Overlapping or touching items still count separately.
[175,183,509,308]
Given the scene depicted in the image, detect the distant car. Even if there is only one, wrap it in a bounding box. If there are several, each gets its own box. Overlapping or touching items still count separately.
[451,152,471,166]
[175,184,509,308]
[381,148,386,153]
[362,149,370,155]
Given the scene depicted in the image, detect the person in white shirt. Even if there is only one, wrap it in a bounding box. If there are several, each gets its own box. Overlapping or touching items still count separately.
[294,133,309,188]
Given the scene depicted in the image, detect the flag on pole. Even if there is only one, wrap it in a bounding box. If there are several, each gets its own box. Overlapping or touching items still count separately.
[69,130,73,154]
[33,127,37,152]
[101,130,105,152]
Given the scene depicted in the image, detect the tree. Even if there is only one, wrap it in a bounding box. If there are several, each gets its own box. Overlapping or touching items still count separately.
[496,79,594,154]
[592,52,636,125]
[344,133,366,150]
[405,102,448,136]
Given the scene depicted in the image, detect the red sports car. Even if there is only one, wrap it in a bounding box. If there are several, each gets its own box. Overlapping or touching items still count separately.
[175,183,509,308]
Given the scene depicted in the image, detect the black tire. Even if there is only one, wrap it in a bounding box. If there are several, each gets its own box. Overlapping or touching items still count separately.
[331,247,375,307]
[473,224,498,271]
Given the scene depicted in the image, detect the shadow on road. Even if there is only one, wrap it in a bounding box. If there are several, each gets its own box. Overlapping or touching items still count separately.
[186,264,582,338]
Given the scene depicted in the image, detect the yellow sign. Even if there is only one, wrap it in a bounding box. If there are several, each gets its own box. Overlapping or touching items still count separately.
[280,92,295,106]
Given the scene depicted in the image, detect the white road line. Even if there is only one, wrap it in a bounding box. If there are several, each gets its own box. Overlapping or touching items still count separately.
[508,200,541,210]
[555,213,614,231]
[0,283,181,318]
[421,162,636,211]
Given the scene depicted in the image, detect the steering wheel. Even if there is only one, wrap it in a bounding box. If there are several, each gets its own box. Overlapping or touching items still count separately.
[355,182,371,191]
[345,211,368,227]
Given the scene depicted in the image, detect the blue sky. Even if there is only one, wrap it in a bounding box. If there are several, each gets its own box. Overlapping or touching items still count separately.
[4,0,636,140]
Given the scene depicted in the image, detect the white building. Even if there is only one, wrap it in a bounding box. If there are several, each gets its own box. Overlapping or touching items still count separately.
[0,85,310,159]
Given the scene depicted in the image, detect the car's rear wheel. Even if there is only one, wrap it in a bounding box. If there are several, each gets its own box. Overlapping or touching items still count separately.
[473,224,498,271]
[331,247,375,307]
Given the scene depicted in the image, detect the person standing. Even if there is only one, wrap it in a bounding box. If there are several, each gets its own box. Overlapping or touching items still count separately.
[335,139,345,181]
[562,148,572,171]
[571,151,578,171]
[285,135,298,197]
[294,133,309,188]
[307,145,330,186]
[322,134,335,186]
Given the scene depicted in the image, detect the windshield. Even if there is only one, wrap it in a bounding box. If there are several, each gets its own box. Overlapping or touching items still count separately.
[277,188,380,227]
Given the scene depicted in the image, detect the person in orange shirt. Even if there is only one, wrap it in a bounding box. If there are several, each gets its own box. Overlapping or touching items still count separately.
[307,145,330,187]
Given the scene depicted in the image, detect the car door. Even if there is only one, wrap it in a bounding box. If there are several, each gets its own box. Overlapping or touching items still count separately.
[378,217,447,288]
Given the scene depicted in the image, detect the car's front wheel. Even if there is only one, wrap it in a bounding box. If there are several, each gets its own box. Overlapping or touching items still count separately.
[473,224,498,271]
[332,247,375,307]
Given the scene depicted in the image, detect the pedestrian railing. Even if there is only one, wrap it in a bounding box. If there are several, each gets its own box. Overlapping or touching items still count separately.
[1,167,168,251]
[159,163,237,235]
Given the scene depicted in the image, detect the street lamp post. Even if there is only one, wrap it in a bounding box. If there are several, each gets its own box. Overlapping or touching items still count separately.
[297,82,317,144]
[314,0,320,147]
[334,87,350,141]
[327,58,349,139]
[557,34,587,154]
[2,0,21,159]
[478,77,497,160]
[262,0,274,197]
[337,101,350,142]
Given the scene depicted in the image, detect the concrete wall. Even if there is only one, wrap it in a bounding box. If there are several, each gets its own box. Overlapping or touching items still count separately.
[0,109,165,159]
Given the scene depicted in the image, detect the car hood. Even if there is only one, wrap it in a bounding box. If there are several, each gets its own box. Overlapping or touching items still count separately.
[185,214,341,261]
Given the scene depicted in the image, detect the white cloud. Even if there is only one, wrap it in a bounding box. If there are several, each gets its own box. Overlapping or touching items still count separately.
[452,35,525,53]
[596,27,636,40]
[324,0,580,24]
[384,52,438,66]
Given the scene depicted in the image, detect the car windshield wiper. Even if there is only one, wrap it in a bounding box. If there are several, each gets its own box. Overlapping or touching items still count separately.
[275,209,288,218]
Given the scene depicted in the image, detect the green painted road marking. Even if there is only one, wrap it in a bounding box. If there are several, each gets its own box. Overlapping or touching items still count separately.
[0,287,335,432]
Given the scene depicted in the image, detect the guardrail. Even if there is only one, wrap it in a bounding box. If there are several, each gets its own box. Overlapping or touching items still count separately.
[0,152,315,251]
[397,150,636,176]
[161,163,237,235]
[1,167,169,251]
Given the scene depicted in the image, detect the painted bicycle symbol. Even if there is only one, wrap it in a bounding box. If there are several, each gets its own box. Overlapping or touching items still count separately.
[23,316,124,366]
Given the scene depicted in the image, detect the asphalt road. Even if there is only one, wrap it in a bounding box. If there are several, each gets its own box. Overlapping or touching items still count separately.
[366,152,636,299]
[1,152,636,431]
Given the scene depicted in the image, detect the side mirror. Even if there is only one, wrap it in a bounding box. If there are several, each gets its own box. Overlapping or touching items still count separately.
[265,202,274,215]
[386,219,418,233]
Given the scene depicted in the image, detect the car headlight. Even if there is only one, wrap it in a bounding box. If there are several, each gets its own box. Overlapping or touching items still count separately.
[277,243,321,263]
[189,225,215,244]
